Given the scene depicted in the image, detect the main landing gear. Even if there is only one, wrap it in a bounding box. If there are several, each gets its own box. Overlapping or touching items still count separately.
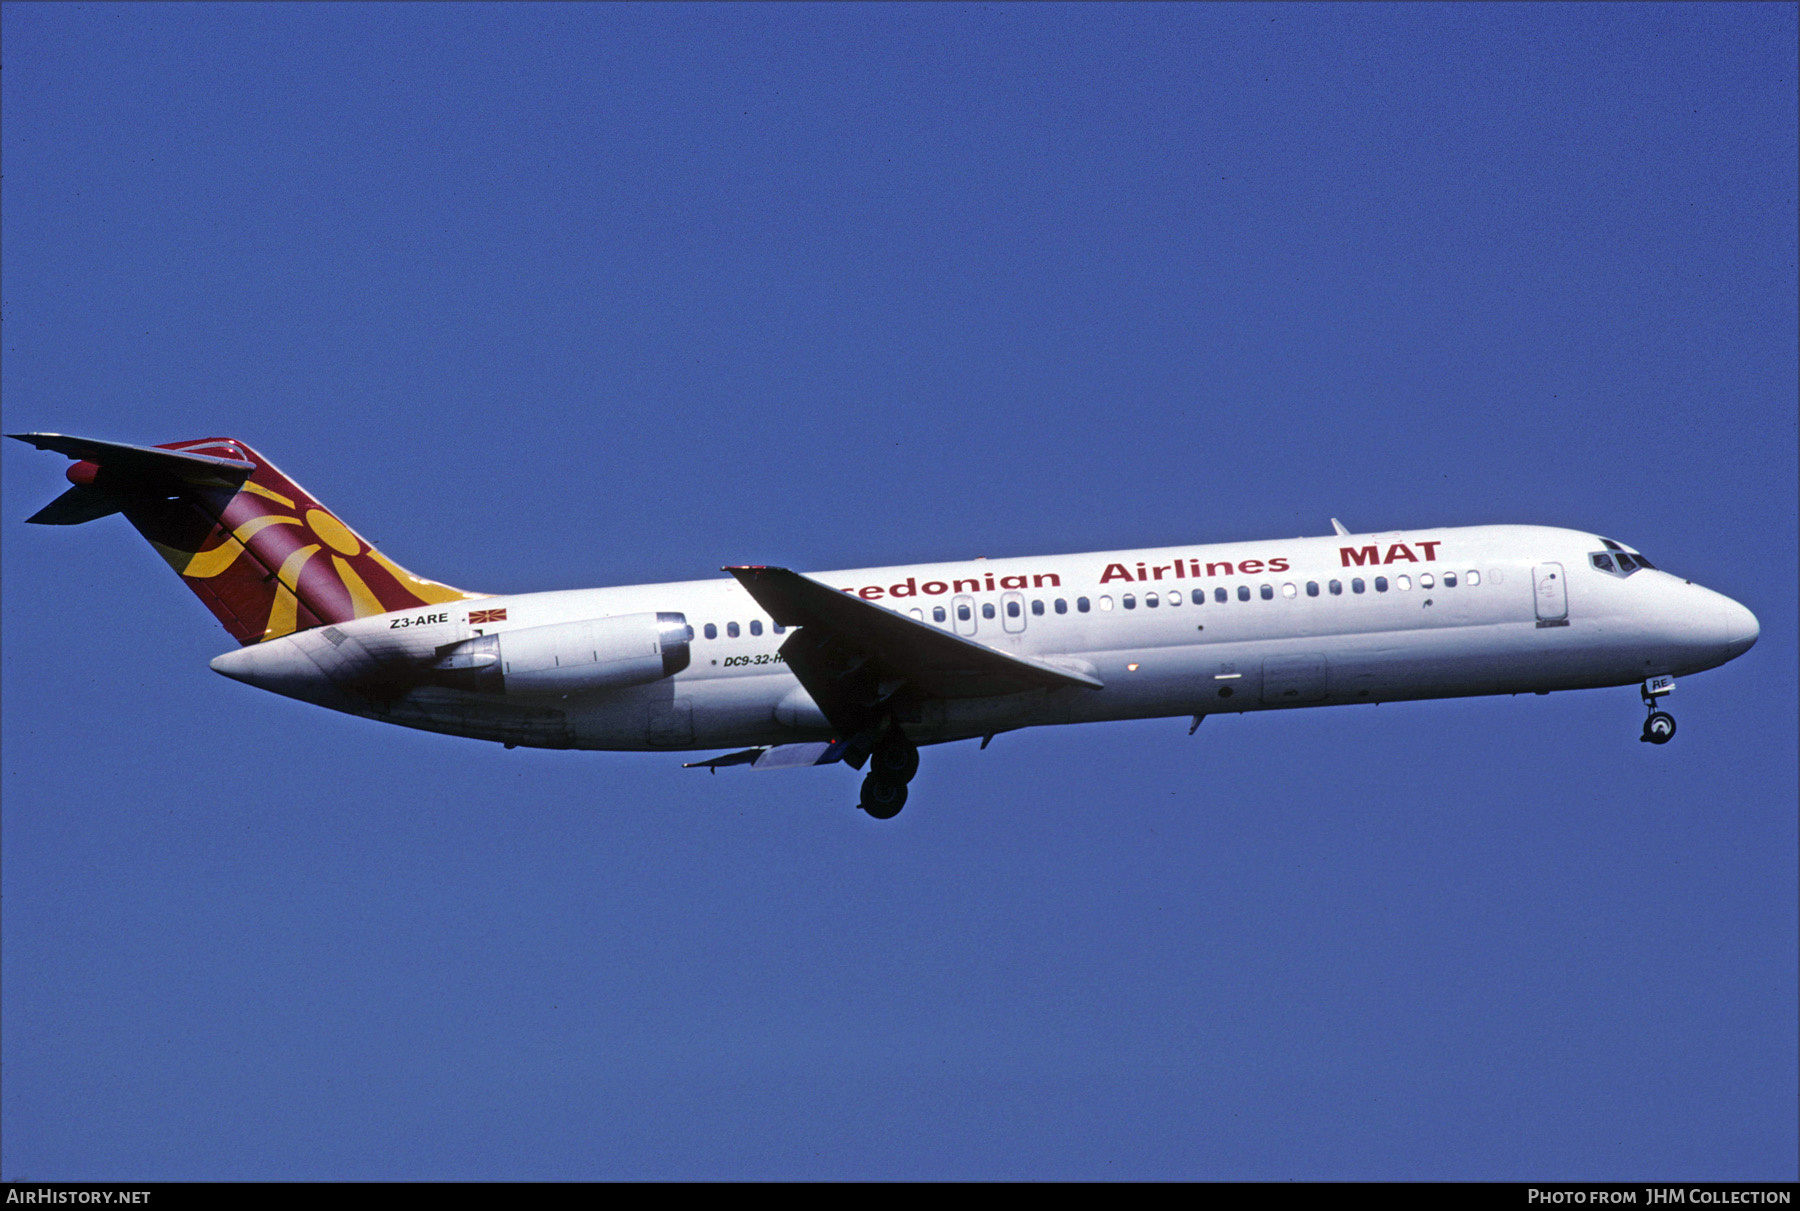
[859,735,920,820]
[1640,675,1676,745]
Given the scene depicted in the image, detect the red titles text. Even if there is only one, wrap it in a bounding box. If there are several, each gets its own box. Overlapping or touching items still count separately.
[1339,542,1441,567]
[843,573,1062,600]
[1100,556,1290,583]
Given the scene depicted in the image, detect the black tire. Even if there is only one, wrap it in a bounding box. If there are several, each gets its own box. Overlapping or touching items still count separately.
[871,738,920,784]
[1643,711,1676,745]
[860,776,908,819]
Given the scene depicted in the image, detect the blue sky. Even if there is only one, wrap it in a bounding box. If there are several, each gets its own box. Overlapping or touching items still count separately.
[3,2,1794,1180]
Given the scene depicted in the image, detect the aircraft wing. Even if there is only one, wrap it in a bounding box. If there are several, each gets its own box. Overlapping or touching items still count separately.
[725,565,1102,736]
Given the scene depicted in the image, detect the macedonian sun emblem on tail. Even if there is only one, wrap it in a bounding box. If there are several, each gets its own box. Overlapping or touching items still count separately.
[122,438,485,645]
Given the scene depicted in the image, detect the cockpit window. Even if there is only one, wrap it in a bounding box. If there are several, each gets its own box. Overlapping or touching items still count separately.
[1591,547,1653,577]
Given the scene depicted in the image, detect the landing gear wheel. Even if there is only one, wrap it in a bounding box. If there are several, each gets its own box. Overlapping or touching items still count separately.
[870,738,920,784]
[860,776,908,819]
[1642,711,1676,745]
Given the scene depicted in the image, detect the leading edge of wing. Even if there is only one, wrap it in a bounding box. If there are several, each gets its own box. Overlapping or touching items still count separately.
[724,565,1104,696]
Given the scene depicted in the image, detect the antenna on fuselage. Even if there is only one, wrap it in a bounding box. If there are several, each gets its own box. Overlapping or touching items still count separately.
[1331,518,1351,536]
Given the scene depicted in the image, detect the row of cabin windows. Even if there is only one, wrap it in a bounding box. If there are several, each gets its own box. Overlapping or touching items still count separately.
[934,598,1083,623]
[1085,569,1480,609]
[700,570,1489,639]
[906,570,1488,622]
[701,620,786,640]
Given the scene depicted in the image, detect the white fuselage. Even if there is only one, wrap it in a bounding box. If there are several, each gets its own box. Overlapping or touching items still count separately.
[210,525,1759,753]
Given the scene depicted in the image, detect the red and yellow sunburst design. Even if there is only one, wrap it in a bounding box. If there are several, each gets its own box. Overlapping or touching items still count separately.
[121,438,484,645]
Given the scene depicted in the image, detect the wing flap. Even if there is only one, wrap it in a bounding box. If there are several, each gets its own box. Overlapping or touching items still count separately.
[682,740,849,771]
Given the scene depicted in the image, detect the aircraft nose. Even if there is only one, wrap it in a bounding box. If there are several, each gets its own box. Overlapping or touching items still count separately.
[1720,596,1759,661]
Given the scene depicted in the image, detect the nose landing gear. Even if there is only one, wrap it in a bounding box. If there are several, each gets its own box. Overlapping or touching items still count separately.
[859,734,920,819]
[1640,675,1676,745]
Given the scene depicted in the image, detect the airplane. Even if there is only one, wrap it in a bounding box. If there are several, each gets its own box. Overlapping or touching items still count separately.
[12,432,1760,819]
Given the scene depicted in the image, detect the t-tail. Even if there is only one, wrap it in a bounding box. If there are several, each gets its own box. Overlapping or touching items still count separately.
[11,433,483,644]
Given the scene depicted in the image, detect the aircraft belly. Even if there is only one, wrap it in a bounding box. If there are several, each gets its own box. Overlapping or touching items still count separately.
[694,672,821,746]
[558,672,810,750]
[1045,618,1658,722]
[551,674,792,750]
[374,687,576,749]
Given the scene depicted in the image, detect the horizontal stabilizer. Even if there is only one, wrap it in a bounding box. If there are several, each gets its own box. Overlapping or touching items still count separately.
[12,433,258,525]
[10,432,258,482]
[26,484,130,526]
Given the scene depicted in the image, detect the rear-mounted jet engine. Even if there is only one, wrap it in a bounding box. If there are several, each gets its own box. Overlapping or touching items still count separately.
[431,612,692,696]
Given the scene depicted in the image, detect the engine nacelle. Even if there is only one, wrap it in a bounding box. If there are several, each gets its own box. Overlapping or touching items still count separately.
[431,612,691,696]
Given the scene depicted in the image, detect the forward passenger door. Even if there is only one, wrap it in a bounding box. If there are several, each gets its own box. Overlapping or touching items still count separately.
[1533,563,1568,627]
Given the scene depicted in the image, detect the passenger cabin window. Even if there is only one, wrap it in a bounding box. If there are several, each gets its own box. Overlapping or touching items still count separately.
[1396,575,1411,591]
[957,604,972,622]
[1166,590,1180,606]
[1259,584,1274,600]
[1283,583,1298,598]
[1099,596,1114,611]
[1146,592,1160,608]
[1216,587,1228,603]
[1122,594,1136,610]
[1374,577,1388,593]
[1419,573,1434,589]
[1353,578,1365,593]
[1468,570,1481,586]
[933,606,947,623]
[1031,599,1045,615]
[1443,572,1457,588]
[1306,581,1320,597]
[727,622,740,637]
[750,620,763,636]
[982,603,996,619]
[1192,589,1205,605]
[1330,579,1343,595]
[773,624,786,634]
[1077,597,1090,613]
[1236,585,1250,602]
[1006,599,1021,618]
[704,623,718,639]
[1055,599,1068,614]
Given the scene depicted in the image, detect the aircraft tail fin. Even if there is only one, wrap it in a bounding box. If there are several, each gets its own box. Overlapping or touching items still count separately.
[12,433,484,645]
